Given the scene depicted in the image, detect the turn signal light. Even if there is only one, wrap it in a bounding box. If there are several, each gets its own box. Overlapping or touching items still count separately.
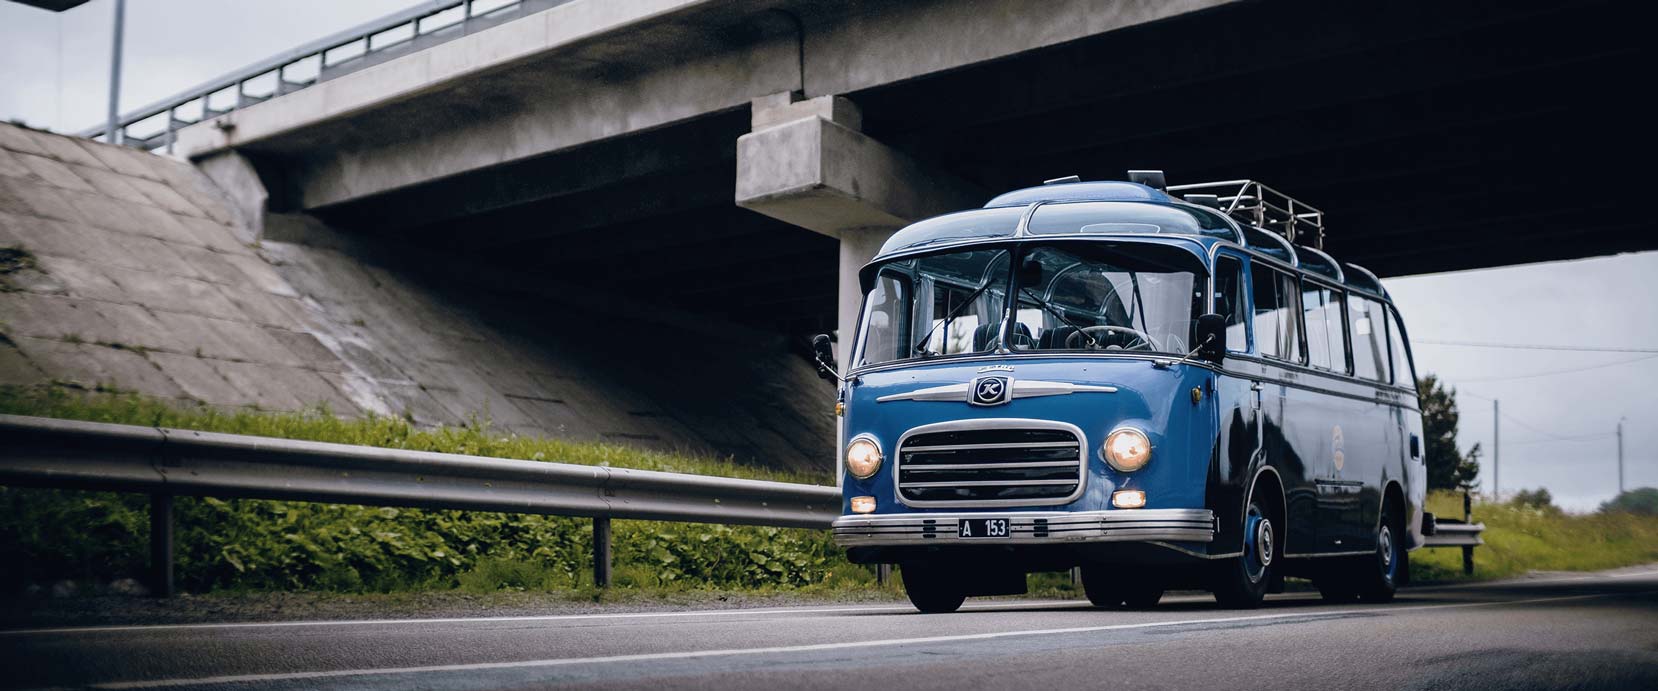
[1112,490,1147,509]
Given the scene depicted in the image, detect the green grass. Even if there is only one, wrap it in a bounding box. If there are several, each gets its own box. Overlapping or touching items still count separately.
[0,386,821,484]
[1412,490,1658,582]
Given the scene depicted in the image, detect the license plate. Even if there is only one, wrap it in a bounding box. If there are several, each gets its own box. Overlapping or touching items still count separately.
[958,518,1010,538]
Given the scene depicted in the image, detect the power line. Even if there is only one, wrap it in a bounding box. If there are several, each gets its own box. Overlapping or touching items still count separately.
[1459,388,1617,443]
[1414,339,1658,354]
[1455,353,1658,382]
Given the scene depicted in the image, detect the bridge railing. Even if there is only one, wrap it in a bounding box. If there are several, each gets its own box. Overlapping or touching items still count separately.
[0,414,840,596]
[80,0,575,153]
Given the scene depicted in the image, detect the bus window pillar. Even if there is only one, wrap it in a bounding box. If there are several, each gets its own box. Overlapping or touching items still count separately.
[736,91,985,368]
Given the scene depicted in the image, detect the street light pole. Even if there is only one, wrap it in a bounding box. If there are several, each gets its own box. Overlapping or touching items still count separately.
[1492,399,1500,500]
[1618,417,1625,496]
[104,0,126,144]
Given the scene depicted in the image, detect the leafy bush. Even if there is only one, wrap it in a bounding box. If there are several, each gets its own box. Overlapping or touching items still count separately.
[1601,487,1658,516]
[1509,487,1557,512]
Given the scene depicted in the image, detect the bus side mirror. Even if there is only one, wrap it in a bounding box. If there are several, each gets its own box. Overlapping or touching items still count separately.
[1195,314,1227,364]
[811,334,839,380]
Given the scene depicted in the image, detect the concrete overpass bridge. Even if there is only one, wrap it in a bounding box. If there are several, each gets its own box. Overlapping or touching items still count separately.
[18,0,1639,471]
[162,0,1649,350]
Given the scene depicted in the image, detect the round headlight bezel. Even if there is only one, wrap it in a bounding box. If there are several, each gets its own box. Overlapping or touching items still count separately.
[845,434,884,479]
[1102,427,1153,472]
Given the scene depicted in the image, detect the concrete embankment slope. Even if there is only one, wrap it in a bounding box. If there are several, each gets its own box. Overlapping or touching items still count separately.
[0,123,832,471]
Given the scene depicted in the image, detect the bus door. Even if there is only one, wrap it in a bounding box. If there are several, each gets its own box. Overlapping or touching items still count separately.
[1246,258,1313,551]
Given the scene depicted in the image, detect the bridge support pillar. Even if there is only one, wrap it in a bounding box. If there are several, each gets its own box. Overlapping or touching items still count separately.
[735,93,983,367]
[196,149,336,246]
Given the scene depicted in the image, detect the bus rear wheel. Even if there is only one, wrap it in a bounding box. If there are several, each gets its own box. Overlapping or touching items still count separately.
[1081,566,1165,609]
[900,561,966,613]
[1211,496,1276,609]
[1355,511,1403,603]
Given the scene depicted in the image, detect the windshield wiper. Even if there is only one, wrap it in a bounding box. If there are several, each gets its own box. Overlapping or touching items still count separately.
[1020,288,1101,349]
[914,281,996,356]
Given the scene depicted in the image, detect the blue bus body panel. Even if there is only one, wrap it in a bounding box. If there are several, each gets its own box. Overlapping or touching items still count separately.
[840,357,1215,516]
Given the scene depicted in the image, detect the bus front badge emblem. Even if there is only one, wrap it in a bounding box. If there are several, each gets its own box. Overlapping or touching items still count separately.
[970,376,1011,406]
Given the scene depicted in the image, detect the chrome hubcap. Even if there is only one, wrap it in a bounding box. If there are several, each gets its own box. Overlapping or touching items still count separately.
[1256,519,1274,568]
[1379,525,1394,578]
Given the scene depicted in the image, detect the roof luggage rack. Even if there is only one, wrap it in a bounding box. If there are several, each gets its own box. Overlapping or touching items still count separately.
[1166,179,1326,249]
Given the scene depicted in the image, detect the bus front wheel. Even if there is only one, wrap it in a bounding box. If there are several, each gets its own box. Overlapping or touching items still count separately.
[900,562,966,613]
[1211,495,1276,609]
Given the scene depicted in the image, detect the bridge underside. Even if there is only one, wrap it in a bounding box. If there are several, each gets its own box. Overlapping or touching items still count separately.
[301,0,1645,342]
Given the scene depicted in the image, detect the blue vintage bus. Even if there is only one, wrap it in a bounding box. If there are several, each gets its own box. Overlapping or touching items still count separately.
[821,173,1429,612]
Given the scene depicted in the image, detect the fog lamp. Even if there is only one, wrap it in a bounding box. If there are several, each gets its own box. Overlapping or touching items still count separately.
[850,496,877,514]
[845,435,883,479]
[1112,490,1147,509]
[1103,427,1152,472]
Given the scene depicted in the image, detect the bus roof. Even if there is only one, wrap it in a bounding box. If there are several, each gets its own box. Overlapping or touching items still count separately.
[871,176,1388,299]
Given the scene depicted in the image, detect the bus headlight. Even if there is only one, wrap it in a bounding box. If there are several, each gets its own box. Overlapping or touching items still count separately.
[845,435,883,479]
[1103,427,1152,472]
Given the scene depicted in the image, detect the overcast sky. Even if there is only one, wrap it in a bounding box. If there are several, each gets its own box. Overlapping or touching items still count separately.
[2,0,1653,511]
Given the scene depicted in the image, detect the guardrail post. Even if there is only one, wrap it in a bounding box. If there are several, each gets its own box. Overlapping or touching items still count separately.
[1461,490,1475,575]
[149,494,175,597]
[593,516,612,588]
[876,563,891,585]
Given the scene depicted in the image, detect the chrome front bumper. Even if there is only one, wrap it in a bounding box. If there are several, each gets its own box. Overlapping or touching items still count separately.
[832,509,1216,547]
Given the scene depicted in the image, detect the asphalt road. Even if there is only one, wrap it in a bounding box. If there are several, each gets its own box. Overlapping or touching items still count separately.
[5,566,1657,690]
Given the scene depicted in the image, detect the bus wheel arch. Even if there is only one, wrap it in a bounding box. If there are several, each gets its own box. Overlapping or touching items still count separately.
[1212,468,1285,608]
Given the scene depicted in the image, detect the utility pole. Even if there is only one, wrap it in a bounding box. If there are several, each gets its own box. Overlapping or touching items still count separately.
[1492,399,1500,500]
[104,0,126,144]
[1618,417,1625,496]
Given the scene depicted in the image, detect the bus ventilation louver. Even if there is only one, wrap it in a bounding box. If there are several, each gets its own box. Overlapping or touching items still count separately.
[896,427,1085,506]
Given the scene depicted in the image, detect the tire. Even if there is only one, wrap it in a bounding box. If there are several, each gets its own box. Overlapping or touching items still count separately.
[1081,567,1165,609]
[900,562,966,613]
[1211,494,1277,609]
[1355,509,1403,603]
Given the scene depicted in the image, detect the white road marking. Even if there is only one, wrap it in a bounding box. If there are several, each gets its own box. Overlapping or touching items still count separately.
[89,590,1644,690]
[0,599,1086,637]
[12,567,1657,638]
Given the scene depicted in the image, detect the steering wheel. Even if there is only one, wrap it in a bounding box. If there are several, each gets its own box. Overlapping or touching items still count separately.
[1065,325,1158,351]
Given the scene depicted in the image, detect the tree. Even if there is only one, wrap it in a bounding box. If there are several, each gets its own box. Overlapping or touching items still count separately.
[1511,487,1556,510]
[1600,487,1658,516]
[1418,374,1481,491]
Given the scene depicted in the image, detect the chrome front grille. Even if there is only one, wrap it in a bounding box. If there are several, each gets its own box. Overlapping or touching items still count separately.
[896,421,1086,507]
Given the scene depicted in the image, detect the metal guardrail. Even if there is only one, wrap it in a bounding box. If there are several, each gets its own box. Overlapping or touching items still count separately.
[1420,491,1486,575]
[0,414,840,596]
[80,0,576,152]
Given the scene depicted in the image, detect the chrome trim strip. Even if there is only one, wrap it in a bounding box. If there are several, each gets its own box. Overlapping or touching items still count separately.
[905,461,1078,471]
[1011,380,1119,397]
[893,418,1088,508]
[876,383,968,403]
[876,379,1119,404]
[832,509,1215,547]
[1282,549,1373,559]
[898,479,1079,488]
[905,441,1079,453]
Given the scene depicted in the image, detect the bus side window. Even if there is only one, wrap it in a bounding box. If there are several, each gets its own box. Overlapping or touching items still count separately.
[1348,296,1388,382]
[1250,264,1280,358]
[1300,279,1333,370]
[1385,307,1419,391]
[1278,272,1304,364]
[1215,255,1248,352]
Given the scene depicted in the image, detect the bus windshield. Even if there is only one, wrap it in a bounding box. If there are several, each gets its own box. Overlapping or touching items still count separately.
[856,242,1205,367]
